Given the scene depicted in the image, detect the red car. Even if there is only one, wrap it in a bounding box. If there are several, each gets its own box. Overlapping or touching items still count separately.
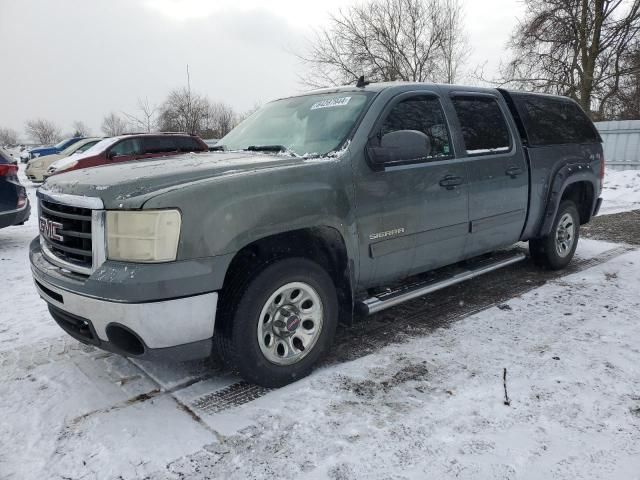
[45,133,208,177]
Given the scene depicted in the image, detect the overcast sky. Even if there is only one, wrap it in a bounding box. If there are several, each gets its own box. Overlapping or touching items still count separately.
[0,0,523,140]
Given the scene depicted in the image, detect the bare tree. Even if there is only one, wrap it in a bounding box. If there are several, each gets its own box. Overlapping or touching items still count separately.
[71,120,91,137]
[499,0,640,115]
[25,119,62,144]
[235,102,262,125]
[123,97,158,133]
[101,112,128,136]
[606,44,640,119]
[299,0,467,87]
[158,87,212,135]
[0,127,19,145]
[203,102,237,138]
[440,0,469,84]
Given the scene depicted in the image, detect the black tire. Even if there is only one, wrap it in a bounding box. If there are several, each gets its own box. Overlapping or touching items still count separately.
[529,200,580,270]
[215,257,338,388]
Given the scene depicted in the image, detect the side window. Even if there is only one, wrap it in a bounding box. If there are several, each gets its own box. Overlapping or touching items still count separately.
[177,136,202,152]
[143,137,179,154]
[451,96,511,155]
[110,139,142,156]
[380,96,452,159]
[514,95,600,145]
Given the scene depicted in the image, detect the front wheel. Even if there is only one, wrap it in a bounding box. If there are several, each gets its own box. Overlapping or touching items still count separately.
[216,257,338,388]
[529,200,580,270]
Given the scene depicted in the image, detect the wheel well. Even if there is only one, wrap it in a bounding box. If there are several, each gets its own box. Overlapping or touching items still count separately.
[221,227,354,325]
[561,181,594,224]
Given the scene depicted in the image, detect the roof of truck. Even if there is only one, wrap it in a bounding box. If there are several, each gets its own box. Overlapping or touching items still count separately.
[288,81,573,104]
[301,81,498,95]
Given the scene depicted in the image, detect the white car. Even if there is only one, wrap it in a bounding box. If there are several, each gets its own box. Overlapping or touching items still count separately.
[25,137,102,182]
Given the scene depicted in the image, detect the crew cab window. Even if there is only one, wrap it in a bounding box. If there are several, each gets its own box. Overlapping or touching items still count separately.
[513,95,600,146]
[110,139,142,156]
[380,96,452,159]
[451,96,511,155]
[143,137,178,154]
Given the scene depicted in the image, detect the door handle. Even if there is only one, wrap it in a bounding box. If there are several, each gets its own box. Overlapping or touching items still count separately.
[439,175,463,190]
[505,166,524,178]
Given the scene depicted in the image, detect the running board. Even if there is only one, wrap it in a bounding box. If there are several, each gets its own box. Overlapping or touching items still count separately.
[359,252,527,315]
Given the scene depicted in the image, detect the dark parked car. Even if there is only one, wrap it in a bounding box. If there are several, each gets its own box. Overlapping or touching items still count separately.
[28,137,86,161]
[45,133,208,177]
[0,149,30,229]
[0,148,18,165]
[203,138,220,150]
[31,81,603,387]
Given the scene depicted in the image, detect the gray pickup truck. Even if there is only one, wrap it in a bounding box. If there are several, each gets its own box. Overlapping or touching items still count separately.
[30,81,603,387]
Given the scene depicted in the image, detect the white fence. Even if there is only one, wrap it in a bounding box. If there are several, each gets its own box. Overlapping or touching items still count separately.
[596,120,640,171]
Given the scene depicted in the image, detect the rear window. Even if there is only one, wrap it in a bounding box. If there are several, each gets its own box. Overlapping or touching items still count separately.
[177,136,204,152]
[512,94,600,146]
[451,96,511,155]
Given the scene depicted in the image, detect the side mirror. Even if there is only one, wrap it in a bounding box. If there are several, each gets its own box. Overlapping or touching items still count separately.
[107,150,118,160]
[366,130,432,170]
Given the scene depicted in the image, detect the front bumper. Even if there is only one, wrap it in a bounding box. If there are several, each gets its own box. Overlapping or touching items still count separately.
[25,164,46,182]
[31,243,219,361]
[0,201,30,229]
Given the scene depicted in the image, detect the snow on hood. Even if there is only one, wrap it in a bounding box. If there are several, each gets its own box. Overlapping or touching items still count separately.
[40,150,337,209]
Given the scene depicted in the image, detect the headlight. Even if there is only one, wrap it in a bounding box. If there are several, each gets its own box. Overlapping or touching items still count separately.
[106,210,182,262]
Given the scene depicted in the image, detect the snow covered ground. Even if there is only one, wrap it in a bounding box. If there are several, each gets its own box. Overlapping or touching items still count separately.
[1,163,640,479]
[600,169,640,214]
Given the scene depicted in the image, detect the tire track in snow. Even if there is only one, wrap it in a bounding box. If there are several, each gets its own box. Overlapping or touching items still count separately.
[187,245,633,417]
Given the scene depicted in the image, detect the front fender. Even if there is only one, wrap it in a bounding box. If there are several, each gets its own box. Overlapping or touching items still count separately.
[143,158,358,265]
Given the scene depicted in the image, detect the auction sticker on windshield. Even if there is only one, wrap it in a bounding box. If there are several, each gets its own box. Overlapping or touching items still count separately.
[311,96,352,110]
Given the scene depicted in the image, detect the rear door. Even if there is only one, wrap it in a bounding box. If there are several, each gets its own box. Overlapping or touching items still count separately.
[448,93,528,257]
[353,92,469,287]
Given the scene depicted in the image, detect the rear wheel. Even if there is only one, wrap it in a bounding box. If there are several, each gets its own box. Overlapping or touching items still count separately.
[216,257,338,388]
[529,200,580,270]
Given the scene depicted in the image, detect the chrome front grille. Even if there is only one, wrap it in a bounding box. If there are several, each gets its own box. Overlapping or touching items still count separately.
[37,192,106,276]
[40,200,93,267]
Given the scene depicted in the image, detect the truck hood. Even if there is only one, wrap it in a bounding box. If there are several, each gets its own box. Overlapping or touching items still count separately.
[38,151,321,209]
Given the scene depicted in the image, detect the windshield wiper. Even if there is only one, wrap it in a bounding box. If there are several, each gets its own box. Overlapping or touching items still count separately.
[245,145,298,156]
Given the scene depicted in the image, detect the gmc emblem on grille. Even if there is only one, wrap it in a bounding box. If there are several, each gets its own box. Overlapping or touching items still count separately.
[39,217,64,242]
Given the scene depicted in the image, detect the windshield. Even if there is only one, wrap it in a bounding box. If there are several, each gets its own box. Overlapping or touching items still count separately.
[76,137,120,156]
[75,140,99,153]
[220,92,373,156]
[59,139,88,155]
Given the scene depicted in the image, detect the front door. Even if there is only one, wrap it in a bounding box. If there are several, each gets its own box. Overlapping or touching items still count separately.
[353,92,469,288]
[448,94,528,257]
